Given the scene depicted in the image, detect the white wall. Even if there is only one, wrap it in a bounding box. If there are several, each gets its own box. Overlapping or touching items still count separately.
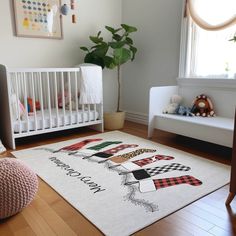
[0,0,121,111]
[122,0,183,123]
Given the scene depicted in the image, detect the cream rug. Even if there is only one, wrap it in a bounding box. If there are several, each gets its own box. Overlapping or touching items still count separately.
[12,131,230,236]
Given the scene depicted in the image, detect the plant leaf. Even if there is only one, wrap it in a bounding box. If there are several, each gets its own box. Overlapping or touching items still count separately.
[126,37,133,45]
[112,34,122,41]
[108,41,126,49]
[89,36,103,44]
[84,53,105,69]
[80,46,89,52]
[104,56,116,69]
[129,46,137,60]
[92,43,109,57]
[113,48,132,65]
[105,26,122,34]
[121,24,137,33]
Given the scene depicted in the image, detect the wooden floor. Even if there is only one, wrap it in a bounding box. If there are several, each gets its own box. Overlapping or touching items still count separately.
[0,121,235,236]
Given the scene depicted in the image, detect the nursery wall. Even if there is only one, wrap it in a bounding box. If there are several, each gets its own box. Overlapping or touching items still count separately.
[122,0,183,124]
[0,0,122,112]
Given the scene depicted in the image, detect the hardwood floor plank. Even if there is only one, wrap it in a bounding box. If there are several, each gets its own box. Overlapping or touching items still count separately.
[209,226,234,236]
[0,223,15,236]
[169,205,215,231]
[184,204,231,232]
[21,204,56,236]
[165,213,214,236]
[32,196,77,236]
[13,227,36,236]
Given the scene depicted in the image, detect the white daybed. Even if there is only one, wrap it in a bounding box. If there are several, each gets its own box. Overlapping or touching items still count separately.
[0,64,104,149]
[148,79,236,147]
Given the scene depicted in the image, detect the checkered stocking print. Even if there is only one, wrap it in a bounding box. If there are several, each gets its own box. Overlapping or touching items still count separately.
[54,138,102,153]
[153,175,202,190]
[121,163,191,180]
[87,141,122,151]
[132,155,174,167]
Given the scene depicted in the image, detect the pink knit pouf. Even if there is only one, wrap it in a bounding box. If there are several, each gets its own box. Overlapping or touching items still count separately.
[0,158,38,219]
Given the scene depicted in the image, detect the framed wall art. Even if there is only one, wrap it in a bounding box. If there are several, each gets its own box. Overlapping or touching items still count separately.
[13,0,63,39]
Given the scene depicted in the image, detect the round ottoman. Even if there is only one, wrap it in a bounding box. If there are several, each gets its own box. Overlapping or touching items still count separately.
[0,158,38,219]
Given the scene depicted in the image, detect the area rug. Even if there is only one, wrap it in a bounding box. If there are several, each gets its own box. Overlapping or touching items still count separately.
[12,131,230,236]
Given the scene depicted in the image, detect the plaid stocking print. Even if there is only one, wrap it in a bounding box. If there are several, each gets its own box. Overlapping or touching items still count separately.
[153,175,202,190]
[125,175,202,193]
[132,155,174,167]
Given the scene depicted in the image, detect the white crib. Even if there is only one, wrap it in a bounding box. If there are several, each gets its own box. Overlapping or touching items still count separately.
[0,64,104,149]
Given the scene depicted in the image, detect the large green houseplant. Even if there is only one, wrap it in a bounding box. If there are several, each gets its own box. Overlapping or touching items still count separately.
[80,24,137,129]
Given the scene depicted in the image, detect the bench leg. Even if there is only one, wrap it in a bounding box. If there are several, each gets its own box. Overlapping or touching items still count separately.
[225,192,236,205]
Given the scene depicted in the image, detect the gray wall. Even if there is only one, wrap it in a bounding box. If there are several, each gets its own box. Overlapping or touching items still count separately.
[122,0,183,121]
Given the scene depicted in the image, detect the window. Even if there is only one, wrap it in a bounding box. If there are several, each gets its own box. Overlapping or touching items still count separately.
[182,0,236,79]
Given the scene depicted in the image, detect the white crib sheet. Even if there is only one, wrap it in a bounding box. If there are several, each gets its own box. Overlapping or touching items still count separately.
[13,108,99,133]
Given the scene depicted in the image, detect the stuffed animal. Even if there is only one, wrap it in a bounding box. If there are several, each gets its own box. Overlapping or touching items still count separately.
[176,105,194,116]
[191,94,215,117]
[163,94,183,114]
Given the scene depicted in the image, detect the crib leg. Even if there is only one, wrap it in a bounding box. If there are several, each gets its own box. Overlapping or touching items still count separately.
[90,123,104,132]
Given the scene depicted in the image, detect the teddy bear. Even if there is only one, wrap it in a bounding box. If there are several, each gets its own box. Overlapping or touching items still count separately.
[176,105,194,116]
[163,94,183,114]
[191,94,215,117]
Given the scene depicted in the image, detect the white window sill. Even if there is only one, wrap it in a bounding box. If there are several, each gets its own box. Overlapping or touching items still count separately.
[177,77,236,89]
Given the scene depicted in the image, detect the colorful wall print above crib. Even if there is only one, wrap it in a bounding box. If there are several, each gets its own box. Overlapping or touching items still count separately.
[13,0,63,39]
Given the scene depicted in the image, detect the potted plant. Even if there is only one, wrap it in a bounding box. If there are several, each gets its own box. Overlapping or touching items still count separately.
[80,24,137,129]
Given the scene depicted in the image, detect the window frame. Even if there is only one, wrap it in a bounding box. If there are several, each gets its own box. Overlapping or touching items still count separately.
[178,1,236,82]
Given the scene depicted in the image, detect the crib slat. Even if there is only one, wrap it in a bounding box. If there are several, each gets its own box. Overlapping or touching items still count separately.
[75,71,79,124]
[31,72,38,131]
[88,104,91,121]
[54,72,59,127]
[94,104,97,121]
[23,72,29,133]
[61,72,66,126]
[38,72,45,130]
[68,72,72,125]
[82,104,85,123]
[47,72,52,129]
[14,73,22,133]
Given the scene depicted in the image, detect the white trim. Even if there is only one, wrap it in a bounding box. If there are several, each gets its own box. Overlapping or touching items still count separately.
[178,0,189,78]
[177,77,236,90]
[125,110,148,125]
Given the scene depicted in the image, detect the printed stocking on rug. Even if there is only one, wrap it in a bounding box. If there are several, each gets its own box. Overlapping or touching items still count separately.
[75,141,123,157]
[109,155,174,170]
[53,138,103,153]
[125,175,202,193]
[108,149,157,164]
[84,144,139,160]
[120,163,191,180]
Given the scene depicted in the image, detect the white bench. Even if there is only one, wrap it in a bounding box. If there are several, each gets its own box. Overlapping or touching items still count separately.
[148,79,236,147]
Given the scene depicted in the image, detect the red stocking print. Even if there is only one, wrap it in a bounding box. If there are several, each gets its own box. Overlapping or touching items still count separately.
[139,175,202,193]
[53,138,102,153]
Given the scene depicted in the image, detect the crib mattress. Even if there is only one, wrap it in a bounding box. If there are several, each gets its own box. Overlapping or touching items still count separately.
[13,109,99,133]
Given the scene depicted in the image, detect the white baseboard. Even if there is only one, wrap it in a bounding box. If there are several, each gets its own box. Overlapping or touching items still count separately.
[125,111,148,125]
